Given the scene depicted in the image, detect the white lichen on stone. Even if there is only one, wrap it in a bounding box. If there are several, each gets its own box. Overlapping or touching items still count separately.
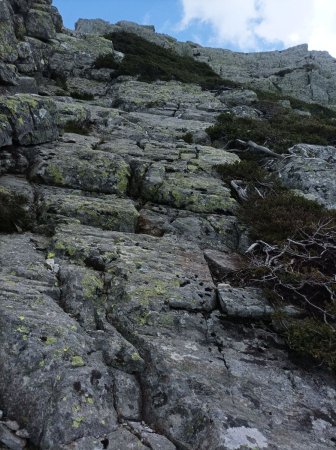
[223,426,268,449]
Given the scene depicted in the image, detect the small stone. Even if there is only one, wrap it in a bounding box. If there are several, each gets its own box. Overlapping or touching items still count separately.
[15,429,29,439]
[4,421,19,432]
[0,423,26,450]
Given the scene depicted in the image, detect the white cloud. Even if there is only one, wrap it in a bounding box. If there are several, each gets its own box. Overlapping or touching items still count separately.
[179,0,336,56]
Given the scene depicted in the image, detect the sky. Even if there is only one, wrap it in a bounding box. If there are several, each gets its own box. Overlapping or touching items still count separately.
[53,0,336,57]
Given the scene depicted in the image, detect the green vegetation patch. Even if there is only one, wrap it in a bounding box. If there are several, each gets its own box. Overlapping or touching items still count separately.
[0,187,34,233]
[218,160,336,372]
[218,160,335,243]
[207,108,336,153]
[94,31,239,89]
[63,120,91,135]
[286,319,336,370]
[70,91,94,101]
[241,189,333,243]
[255,89,336,120]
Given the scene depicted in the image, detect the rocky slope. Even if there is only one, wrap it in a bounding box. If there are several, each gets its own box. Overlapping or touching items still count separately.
[0,1,335,449]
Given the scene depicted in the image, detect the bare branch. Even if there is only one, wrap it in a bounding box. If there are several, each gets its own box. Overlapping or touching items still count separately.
[235,139,282,158]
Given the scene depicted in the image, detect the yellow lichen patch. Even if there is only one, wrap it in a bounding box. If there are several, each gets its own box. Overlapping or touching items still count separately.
[131,352,142,361]
[81,274,104,301]
[72,416,85,429]
[71,356,85,367]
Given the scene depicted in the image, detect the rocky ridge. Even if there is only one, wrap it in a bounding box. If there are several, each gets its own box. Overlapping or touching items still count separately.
[76,19,336,108]
[0,1,335,449]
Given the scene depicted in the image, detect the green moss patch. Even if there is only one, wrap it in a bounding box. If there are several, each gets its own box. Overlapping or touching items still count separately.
[94,31,238,90]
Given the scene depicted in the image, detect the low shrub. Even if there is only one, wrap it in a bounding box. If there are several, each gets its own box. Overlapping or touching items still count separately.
[181,132,193,144]
[218,160,336,371]
[286,318,336,370]
[70,91,94,101]
[63,120,91,135]
[94,31,236,90]
[94,53,119,70]
[240,191,334,243]
[207,109,336,153]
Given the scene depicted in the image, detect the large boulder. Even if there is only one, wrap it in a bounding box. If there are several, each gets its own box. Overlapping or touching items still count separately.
[0,94,59,146]
[25,8,56,40]
[276,144,336,209]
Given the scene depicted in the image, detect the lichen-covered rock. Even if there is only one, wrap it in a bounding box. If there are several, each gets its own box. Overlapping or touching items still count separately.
[218,89,258,106]
[66,76,107,98]
[276,144,336,209]
[55,99,91,128]
[218,284,302,319]
[46,224,336,450]
[51,223,217,313]
[26,139,130,195]
[39,185,139,232]
[0,0,18,63]
[0,63,18,85]
[0,94,58,146]
[108,80,227,118]
[0,114,12,147]
[0,233,169,449]
[141,167,237,214]
[49,33,115,78]
[138,204,241,251]
[0,3,336,449]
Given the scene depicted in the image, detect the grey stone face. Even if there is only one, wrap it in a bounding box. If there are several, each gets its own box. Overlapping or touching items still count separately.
[25,9,56,40]
[275,144,336,209]
[0,94,59,146]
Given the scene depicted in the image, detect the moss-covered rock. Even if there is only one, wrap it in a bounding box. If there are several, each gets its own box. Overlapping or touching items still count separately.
[0,3,18,63]
[28,141,130,195]
[40,186,139,232]
[142,167,237,214]
[0,94,58,146]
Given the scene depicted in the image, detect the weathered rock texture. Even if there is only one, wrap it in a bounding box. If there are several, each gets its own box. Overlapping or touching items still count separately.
[0,1,335,449]
[76,19,336,108]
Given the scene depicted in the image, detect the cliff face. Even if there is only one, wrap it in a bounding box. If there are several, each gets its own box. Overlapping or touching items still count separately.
[0,2,336,450]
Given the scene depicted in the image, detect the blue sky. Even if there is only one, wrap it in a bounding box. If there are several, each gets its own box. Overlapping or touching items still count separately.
[53,0,211,47]
[53,0,336,56]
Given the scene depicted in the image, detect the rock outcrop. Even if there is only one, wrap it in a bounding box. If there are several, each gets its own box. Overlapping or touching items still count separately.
[0,1,335,449]
[76,19,336,108]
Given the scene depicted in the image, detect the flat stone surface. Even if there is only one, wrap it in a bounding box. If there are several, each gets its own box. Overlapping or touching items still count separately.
[39,185,139,232]
[26,140,130,195]
[218,284,303,319]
